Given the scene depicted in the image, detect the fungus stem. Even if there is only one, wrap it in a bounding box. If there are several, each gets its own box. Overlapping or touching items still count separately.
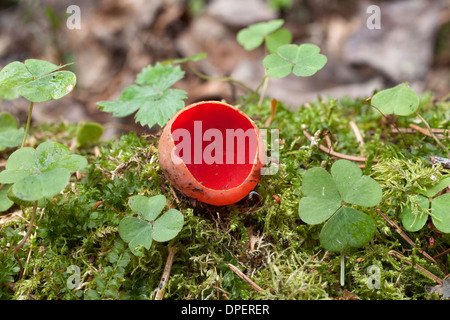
[340,251,345,286]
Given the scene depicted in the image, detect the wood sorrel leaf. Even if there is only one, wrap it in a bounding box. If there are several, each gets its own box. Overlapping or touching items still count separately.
[265,28,292,53]
[432,193,450,233]
[97,63,186,128]
[237,19,285,51]
[0,112,24,151]
[263,43,327,78]
[331,159,382,207]
[0,141,87,201]
[370,83,419,116]
[76,121,104,147]
[120,195,184,255]
[319,206,376,252]
[118,217,153,256]
[128,194,166,222]
[399,195,429,232]
[152,209,184,242]
[0,184,13,212]
[298,167,341,225]
[0,59,76,103]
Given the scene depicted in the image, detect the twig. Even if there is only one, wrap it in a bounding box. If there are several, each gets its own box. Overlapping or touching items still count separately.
[376,209,438,264]
[415,112,449,156]
[14,201,38,279]
[227,263,263,292]
[388,250,442,285]
[155,246,176,300]
[303,130,378,163]
[349,121,365,146]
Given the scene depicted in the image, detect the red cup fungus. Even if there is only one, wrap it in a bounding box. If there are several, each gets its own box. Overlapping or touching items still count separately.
[158,100,265,206]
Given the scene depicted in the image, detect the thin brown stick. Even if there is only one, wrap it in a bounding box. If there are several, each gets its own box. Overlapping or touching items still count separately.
[376,209,438,264]
[388,250,442,285]
[303,130,378,163]
[349,121,365,146]
[227,263,263,292]
[155,247,176,300]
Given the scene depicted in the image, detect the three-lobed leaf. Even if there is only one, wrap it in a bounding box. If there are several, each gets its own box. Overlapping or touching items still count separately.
[298,160,381,252]
[97,63,187,129]
[263,44,327,78]
[400,178,450,233]
[0,141,87,202]
[0,59,76,103]
[119,195,184,255]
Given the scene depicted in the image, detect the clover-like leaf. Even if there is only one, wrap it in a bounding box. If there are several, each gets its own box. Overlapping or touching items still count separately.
[0,141,87,202]
[97,63,187,128]
[320,206,377,252]
[399,195,429,232]
[432,194,450,233]
[0,59,76,103]
[331,159,382,207]
[119,195,184,255]
[0,184,14,212]
[299,160,381,252]
[128,194,166,222]
[370,83,419,116]
[265,28,292,53]
[298,167,341,225]
[400,179,450,233]
[237,19,285,51]
[0,112,24,151]
[76,121,104,147]
[118,217,154,255]
[263,44,327,78]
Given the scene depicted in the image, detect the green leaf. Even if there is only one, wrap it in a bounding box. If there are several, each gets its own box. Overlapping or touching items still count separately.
[319,206,377,252]
[432,194,450,233]
[0,141,87,202]
[0,184,14,212]
[420,177,450,198]
[13,168,70,201]
[118,217,153,256]
[120,195,184,255]
[399,195,429,232]
[331,159,382,207]
[298,167,341,224]
[0,59,76,103]
[263,44,327,78]
[298,160,382,251]
[152,209,184,242]
[76,121,104,147]
[128,194,166,221]
[0,112,24,151]
[370,83,419,116]
[97,63,186,128]
[265,28,292,53]
[237,19,285,51]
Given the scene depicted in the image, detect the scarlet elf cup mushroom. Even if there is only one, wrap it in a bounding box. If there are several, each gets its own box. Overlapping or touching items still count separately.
[158,101,266,206]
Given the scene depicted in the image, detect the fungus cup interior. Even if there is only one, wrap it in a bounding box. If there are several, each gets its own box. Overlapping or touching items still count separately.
[170,102,259,190]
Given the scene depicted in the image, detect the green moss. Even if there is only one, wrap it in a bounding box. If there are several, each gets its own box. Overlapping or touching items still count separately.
[1,92,449,300]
